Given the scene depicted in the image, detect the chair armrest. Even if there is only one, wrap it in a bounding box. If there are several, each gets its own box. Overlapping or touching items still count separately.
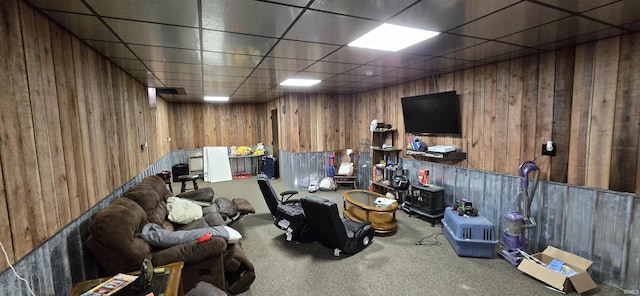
[152,236,227,266]
[280,190,299,201]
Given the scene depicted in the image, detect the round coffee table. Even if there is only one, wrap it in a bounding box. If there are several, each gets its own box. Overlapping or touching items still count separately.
[342,189,398,234]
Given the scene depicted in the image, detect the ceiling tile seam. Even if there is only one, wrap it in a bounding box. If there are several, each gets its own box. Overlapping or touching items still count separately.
[233,0,317,100]
[438,0,527,34]
[197,0,205,98]
[526,0,635,33]
[79,0,167,88]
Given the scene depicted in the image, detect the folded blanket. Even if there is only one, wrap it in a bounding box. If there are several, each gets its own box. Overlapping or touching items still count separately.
[167,196,203,224]
[139,223,242,248]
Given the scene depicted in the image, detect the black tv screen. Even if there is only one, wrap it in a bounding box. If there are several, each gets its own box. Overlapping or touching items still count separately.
[401,91,462,136]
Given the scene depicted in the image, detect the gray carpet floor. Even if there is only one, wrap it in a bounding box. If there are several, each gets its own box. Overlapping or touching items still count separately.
[180,176,622,296]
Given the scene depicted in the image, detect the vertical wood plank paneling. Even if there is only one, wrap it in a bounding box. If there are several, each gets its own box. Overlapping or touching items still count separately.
[586,38,620,189]
[494,61,510,173]
[72,38,96,208]
[2,0,43,258]
[470,66,485,170]
[52,25,84,219]
[536,52,556,180]
[610,34,640,193]
[568,43,596,185]
[483,64,497,172]
[550,47,575,183]
[521,55,539,161]
[507,58,524,173]
[20,2,59,237]
[460,68,473,167]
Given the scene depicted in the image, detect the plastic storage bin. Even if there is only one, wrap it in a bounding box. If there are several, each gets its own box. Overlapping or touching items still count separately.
[441,207,498,258]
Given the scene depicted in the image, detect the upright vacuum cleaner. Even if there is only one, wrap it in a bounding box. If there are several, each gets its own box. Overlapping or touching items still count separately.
[499,160,540,266]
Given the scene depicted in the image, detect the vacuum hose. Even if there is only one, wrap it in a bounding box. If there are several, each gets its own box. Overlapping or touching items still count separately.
[517,161,539,227]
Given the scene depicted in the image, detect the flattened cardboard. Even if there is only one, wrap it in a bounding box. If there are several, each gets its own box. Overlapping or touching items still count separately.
[517,246,597,293]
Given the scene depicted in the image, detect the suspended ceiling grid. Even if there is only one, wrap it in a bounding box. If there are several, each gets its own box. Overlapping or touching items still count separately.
[24,0,640,103]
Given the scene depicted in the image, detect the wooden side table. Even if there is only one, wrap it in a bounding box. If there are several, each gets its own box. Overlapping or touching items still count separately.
[69,261,184,296]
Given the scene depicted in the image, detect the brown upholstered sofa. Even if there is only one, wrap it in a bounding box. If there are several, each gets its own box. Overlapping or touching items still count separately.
[85,175,256,294]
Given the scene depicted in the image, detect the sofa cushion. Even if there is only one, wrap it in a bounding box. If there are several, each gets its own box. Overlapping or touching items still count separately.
[124,183,167,226]
[176,187,215,203]
[88,198,152,268]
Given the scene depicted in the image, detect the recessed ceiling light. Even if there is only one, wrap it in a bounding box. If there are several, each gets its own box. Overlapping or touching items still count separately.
[348,23,439,52]
[280,79,321,87]
[204,96,229,102]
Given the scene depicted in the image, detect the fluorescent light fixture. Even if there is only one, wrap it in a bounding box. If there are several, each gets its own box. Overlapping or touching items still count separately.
[203,96,229,102]
[348,23,439,52]
[280,79,321,87]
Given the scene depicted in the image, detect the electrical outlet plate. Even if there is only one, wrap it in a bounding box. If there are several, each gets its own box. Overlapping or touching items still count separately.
[542,143,557,156]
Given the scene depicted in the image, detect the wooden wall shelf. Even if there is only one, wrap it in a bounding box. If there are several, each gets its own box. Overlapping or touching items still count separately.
[406,150,467,161]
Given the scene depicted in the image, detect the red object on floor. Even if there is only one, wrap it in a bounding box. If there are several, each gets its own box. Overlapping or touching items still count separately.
[233,174,251,179]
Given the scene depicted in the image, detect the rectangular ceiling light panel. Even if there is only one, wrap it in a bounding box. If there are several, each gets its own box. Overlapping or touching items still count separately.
[348,23,439,52]
[204,96,230,102]
[280,79,321,86]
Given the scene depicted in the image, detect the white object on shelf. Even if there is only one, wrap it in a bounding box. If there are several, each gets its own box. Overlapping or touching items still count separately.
[428,145,457,153]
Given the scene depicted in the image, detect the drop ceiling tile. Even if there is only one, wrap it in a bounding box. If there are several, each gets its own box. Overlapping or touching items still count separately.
[537,27,629,51]
[359,75,402,85]
[202,30,277,55]
[450,2,570,40]
[268,40,340,60]
[145,61,202,74]
[309,0,416,21]
[249,69,298,81]
[129,45,201,63]
[304,61,360,74]
[84,41,137,59]
[290,72,336,80]
[389,0,520,32]
[324,74,366,82]
[86,0,199,27]
[202,51,263,68]
[25,0,92,13]
[379,67,428,79]
[161,79,203,87]
[498,16,617,47]
[203,75,247,83]
[400,33,486,56]
[258,57,315,71]
[366,52,432,68]
[155,72,203,81]
[443,41,532,62]
[42,12,119,42]
[109,58,148,71]
[203,65,254,76]
[284,10,380,44]
[407,57,465,71]
[202,0,302,37]
[322,47,389,64]
[582,0,640,26]
[276,0,313,5]
[622,20,640,30]
[342,65,396,76]
[105,18,200,49]
[201,81,241,90]
[536,0,619,13]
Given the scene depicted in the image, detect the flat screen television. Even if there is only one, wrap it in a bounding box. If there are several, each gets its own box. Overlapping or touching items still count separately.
[401,91,462,136]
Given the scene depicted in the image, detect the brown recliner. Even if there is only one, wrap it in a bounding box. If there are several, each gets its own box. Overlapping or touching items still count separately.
[84,175,255,294]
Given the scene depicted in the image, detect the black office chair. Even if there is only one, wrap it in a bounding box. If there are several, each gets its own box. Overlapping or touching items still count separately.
[257,173,311,242]
[300,195,374,256]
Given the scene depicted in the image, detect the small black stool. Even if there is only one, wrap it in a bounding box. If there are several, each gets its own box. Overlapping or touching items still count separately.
[156,171,173,193]
[179,174,199,193]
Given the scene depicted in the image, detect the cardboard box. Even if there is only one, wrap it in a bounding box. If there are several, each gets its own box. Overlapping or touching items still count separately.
[517,246,597,293]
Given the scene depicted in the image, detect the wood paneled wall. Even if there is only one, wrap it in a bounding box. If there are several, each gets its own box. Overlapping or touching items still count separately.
[171,33,640,195]
[0,0,169,272]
